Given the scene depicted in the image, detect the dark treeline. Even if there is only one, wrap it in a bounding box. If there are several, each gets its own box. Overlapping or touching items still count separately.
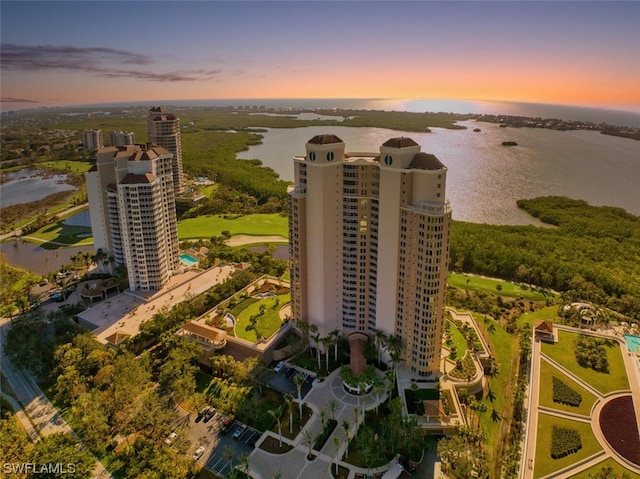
[450,197,640,319]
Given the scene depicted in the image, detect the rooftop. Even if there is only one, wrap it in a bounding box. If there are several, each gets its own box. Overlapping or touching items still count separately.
[307,134,344,145]
[382,137,419,148]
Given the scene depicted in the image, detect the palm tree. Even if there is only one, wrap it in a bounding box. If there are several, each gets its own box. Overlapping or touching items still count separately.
[330,328,341,362]
[272,471,282,479]
[223,445,234,470]
[284,394,294,434]
[321,335,331,370]
[475,401,488,430]
[310,331,321,370]
[239,453,250,477]
[294,373,304,418]
[341,419,351,457]
[269,406,284,446]
[327,398,339,422]
[373,328,388,363]
[302,429,314,459]
[373,379,383,414]
[333,436,341,476]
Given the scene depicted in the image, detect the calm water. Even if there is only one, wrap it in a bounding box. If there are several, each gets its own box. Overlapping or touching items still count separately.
[238,121,640,225]
[0,169,75,206]
[0,240,93,275]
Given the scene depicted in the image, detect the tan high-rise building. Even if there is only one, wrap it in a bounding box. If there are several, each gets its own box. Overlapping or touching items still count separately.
[288,135,451,376]
[85,144,180,291]
[147,107,185,194]
[109,130,135,147]
[83,129,103,150]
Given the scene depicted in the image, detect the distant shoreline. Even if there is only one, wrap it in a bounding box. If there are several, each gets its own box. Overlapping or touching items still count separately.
[3,98,640,128]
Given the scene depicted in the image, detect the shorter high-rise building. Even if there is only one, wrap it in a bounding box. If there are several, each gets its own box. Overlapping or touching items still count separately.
[147,107,185,194]
[83,129,103,150]
[86,144,180,291]
[109,130,135,147]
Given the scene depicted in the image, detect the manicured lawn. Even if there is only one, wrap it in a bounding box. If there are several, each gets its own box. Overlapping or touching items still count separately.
[25,220,93,247]
[37,160,94,173]
[570,457,637,479]
[448,272,553,301]
[177,213,288,239]
[234,293,290,342]
[534,414,602,478]
[538,359,598,417]
[445,319,467,359]
[199,184,219,198]
[541,330,629,394]
[517,305,559,329]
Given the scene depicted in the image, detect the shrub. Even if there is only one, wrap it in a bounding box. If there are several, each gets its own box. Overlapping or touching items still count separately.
[552,377,582,407]
[575,335,609,373]
[551,426,582,459]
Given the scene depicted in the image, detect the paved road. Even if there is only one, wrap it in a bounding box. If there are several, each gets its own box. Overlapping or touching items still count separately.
[0,317,112,478]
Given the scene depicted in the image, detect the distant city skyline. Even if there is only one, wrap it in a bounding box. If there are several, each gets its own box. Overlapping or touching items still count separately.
[1,1,639,112]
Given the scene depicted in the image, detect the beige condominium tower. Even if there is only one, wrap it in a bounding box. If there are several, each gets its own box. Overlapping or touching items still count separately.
[86,144,180,291]
[288,135,451,376]
[147,107,185,194]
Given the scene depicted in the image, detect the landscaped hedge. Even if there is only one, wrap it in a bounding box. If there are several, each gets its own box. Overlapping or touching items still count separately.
[552,377,582,407]
[551,426,582,459]
[575,335,610,373]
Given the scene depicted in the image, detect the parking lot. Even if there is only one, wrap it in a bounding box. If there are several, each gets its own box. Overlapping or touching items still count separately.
[202,420,260,477]
[262,363,315,398]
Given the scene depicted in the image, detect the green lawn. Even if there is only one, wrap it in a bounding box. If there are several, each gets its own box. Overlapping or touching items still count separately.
[539,359,598,417]
[37,159,94,173]
[534,414,603,478]
[177,213,288,239]
[569,457,637,478]
[448,272,553,301]
[445,319,467,359]
[234,293,290,342]
[199,184,219,198]
[517,305,559,330]
[541,330,629,394]
[25,220,93,247]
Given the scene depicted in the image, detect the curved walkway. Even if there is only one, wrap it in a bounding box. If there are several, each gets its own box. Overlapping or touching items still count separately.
[523,325,640,479]
[249,367,389,479]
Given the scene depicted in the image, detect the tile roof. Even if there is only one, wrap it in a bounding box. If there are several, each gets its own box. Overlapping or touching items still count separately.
[307,134,344,145]
[382,137,419,148]
[409,152,445,170]
[120,173,157,185]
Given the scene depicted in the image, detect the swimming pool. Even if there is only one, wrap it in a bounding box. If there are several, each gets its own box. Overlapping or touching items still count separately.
[179,254,199,266]
[624,334,640,353]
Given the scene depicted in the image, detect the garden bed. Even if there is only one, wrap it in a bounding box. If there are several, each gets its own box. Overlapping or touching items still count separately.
[599,395,640,466]
[259,435,293,454]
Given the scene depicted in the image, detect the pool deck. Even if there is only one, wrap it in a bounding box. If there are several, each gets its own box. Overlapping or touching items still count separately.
[78,264,236,345]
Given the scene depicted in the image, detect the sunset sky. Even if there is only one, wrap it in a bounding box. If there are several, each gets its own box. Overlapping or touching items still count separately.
[1,1,639,112]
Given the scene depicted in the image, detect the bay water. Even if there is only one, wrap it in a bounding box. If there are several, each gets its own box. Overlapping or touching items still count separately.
[238,121,640,225]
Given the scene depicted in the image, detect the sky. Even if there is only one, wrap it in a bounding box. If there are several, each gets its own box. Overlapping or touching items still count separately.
[1,1,639,112]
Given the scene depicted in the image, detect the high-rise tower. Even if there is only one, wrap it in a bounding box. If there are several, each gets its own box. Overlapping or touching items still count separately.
[85,144,180,291]
[147,107,185,194]
[288,135,451,376]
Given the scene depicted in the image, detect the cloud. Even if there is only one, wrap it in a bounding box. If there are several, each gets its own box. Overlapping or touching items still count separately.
[0,97,39,103]
[1,44,220,82]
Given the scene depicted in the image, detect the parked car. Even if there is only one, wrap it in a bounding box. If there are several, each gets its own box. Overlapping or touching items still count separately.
[195,407,209,423]
[274,361,285,372]
[193,446,205,460]
[203,407,216,423]
[233,425,247,439]
[220,416,235,434]
[164,431,177,445]
[285,367,297,379]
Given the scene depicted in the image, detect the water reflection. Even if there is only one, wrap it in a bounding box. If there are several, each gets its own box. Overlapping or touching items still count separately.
[0,240,94,275]
[0,169,76,207]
